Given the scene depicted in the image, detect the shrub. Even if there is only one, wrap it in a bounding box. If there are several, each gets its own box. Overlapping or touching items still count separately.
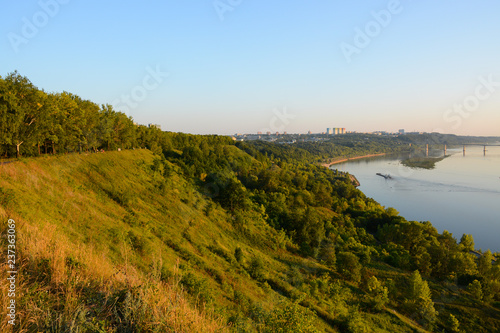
[180,271,213,305]
[264,302,320,333]
[247,256,266,282]
[234,247,244,264]
[337,252,361,283]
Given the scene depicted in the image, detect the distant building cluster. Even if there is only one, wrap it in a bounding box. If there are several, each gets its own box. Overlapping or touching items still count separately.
[148,123,161,130]
[230,127,427,143]
[326,127,346,135]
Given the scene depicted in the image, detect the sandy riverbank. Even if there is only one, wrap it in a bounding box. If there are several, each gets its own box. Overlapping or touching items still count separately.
[320,153,386,168]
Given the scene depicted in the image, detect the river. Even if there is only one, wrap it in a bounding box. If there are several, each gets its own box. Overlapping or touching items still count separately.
[331,145,500,252]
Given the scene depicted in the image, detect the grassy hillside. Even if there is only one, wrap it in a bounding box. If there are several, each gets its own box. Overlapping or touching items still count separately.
[0,150,232,332]
[1,148,499,332]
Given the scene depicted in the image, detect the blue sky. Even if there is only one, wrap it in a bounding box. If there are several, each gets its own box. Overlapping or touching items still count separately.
[1,0,500,136]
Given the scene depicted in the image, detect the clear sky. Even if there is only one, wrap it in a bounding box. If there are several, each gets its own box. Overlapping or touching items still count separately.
[1,0,500,136]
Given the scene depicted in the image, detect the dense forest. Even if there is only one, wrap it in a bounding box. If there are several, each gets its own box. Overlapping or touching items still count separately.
[1,73,500,332]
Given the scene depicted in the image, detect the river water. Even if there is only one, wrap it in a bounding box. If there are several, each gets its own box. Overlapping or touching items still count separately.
[331,146,500,252]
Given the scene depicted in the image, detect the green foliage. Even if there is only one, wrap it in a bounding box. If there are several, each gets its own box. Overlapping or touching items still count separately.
[478,250,493,277]
[337,252,362,283]
[3,74,500,332]
[406,270,437,329]
[264,302,321,333]
[400,156,448,169]
[247,256,266,282]
[344,308,370,333]
[365,276,389,311]
[180,271,213,305]
[447,313,461,332]
[468,280,483,301]
[234,247,244,264]
[459,234,475,252]
[318,242,336,267]
[407,270,431,300]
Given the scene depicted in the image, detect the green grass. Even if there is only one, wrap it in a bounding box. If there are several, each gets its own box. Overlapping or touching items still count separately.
[1,150,498,332]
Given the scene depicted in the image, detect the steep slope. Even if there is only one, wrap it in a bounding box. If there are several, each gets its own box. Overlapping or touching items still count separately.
[1,149,499,332]
[0,150,231,332]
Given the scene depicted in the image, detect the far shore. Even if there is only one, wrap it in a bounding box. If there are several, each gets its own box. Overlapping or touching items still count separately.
[320,153,387,168]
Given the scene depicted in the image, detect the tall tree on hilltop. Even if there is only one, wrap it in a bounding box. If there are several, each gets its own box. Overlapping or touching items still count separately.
[2,71,43,157]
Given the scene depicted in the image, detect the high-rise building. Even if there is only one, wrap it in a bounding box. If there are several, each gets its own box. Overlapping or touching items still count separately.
[330,127,346,135]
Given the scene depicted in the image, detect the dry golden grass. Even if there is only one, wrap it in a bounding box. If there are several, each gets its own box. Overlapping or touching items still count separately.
[0,204,230,332]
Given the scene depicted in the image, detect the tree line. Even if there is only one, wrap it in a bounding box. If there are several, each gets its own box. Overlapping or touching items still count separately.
[0,71,157,158]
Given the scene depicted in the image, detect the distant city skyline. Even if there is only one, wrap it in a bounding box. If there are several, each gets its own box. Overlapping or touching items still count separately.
[1,1,500,136]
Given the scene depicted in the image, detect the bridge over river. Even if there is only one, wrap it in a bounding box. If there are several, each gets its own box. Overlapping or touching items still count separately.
[409,143,500,156]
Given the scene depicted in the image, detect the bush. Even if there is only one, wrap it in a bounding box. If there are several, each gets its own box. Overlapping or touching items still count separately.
[337,252,361,283]
[264,302,320,333]
[247,256,266,282]
[234,247,244,264]
[180,271,213,305]
[365,276,389,311]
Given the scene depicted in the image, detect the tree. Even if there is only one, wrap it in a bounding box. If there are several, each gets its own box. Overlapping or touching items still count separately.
[72,95,101,152]
[366,276,389,311]
[446,314,460,333]
[468,280,483,301]
[319,242,336,267]
[408,270,431,300]
[221,177,249,211]
[459,234,474,252]
[54,92,83,153]
[337,252,362,283]
[406,270,437,329]
[2,72,43,157]
[478,250,493,277]
[298,207,325,257]
[0,76,20,156]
